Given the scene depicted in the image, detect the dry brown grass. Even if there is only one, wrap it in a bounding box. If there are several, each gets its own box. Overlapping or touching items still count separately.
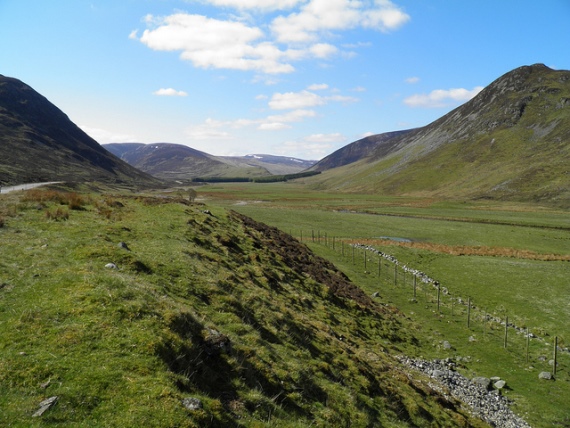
[349,238,570,262]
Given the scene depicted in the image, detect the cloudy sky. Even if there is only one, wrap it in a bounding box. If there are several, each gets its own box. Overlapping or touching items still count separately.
[1,1,569,160]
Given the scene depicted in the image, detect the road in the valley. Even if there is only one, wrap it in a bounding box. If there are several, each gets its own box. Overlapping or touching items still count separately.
[0,182,62,194]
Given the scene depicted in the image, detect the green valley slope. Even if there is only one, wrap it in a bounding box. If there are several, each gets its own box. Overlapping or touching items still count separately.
[0,188,488,427]
[310,64,570,207]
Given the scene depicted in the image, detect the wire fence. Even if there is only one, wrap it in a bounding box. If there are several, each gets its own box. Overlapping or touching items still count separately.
[293,229,567,377]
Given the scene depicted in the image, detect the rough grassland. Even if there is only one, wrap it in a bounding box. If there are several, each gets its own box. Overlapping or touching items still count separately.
[0,189,488,427]
[200,182,570,427]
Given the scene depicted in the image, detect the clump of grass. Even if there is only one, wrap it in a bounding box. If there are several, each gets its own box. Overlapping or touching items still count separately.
[22,189,87,209]
[45,207,69,221]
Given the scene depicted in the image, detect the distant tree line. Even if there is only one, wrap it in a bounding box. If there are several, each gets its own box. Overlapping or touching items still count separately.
[191,170,320,183]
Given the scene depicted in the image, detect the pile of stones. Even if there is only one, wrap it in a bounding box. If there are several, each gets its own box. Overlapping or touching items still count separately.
[399,357,531,428]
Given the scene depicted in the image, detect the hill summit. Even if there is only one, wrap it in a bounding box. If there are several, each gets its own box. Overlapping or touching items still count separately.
[311,64,570,206]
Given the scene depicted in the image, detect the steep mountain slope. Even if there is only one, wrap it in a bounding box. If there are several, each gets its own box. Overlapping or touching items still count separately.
[311,64,570,206]
[105,143,316,180]
[0,75,159,187]
[312,129,414,171]
[0,190,490,427]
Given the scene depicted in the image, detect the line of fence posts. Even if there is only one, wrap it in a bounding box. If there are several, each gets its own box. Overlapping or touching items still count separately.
[298,231,563,375]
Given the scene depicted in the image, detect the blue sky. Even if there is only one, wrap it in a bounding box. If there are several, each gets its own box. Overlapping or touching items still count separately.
[1,1,569,160]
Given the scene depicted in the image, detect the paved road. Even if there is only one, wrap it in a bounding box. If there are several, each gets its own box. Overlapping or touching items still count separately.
[0,182,62,194]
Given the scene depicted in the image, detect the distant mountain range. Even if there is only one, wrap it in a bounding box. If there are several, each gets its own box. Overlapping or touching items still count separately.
[103,143,317,181]
[309,64,570,207]
[1,64,568,206]
[0,75,159,187]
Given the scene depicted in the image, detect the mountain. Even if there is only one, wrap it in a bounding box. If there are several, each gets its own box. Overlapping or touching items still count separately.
[103,142,236,181]
[0,75,160,187]
[233,154,317,175]
[312,130,414,172]
[310,64,570,206]
[104,143,316,180]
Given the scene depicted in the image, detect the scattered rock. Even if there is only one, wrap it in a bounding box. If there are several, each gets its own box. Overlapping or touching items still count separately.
[32,396,58,417]
[105,263,117,269]
[371,291,380,298]
[203,328,231,356]
[468,336,476,342]
[472,376,491,390]
[538,371,553,380]
[118,242,130,251]
[442,340,452,350]
[494,380,506,390]
[181,397,203,411]
[400,357,531,428]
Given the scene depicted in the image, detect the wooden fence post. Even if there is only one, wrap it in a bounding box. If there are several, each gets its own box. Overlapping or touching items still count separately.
[554,336,558,376]
[504,316,508,348]
[526,327,530,364]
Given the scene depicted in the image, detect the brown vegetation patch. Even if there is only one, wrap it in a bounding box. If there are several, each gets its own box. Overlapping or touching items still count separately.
[231,211,383,311]
[349,238,570,261]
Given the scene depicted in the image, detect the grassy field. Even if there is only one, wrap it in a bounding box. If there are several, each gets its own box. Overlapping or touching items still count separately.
[199,181,570,427]
[1,187,495,427]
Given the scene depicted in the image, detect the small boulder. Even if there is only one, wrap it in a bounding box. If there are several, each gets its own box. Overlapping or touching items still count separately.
[118,242,130,251]
[538,371,553,380]
[472,377,491,390]
[105,263,118,269]
[181,397,203,411]
[443,341,452,350]
[493,380,506,390]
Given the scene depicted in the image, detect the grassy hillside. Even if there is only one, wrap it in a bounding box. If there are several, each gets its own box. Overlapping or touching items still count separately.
[0,187,489,427]
[199,181,570,427]
[309,64,570,207]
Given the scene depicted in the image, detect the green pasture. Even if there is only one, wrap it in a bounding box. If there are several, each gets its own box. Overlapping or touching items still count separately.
[200,181,570,427]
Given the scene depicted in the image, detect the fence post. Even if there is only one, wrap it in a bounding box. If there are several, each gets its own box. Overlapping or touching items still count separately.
[526,327,530,364]
[364,249,367,270]
[554,336,558,376]
[394,264,397,286]
[504,316,508,348]
[467,297,471,329]
[413,275,417,299]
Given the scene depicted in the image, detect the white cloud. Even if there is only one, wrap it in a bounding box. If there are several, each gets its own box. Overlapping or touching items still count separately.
[277,132,347,158]
[404,86,484,108]
[269,90,325,110]
[202,0,304,11]
[186,118,233,140]
[153,88,188,97]
[269,89,358,110]
[271,0,410,43]
[81,126,138,144]
[307,83,329,91]
[140,13,294,74]
[136,1,409,74]
[405,76,419,84]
